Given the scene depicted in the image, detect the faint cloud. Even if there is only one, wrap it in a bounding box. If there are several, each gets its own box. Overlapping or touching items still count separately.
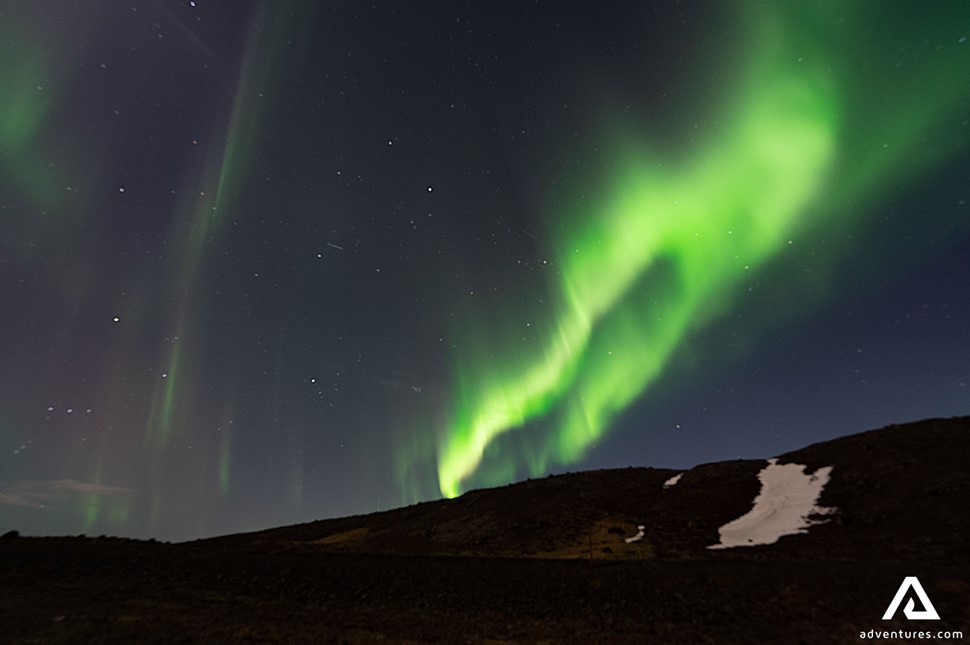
[0,479,135,510]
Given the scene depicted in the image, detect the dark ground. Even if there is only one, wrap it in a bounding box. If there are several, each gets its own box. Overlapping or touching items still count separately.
[1,416,968,643]
[2,537,968,644]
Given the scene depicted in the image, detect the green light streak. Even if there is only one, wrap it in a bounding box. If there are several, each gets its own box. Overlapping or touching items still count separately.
[0,32,49,150]
[147,0,315,452]
[142,9,272,460]
[144,338,183,450]
[79,492,131,533]
[434,3,970,497]
[219,426,232,494]
[0,18,69,209]
[141,3,318,532]
[178,3,281,288]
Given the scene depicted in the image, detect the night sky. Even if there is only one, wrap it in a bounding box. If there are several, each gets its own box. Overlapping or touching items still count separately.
[1,1,968,542]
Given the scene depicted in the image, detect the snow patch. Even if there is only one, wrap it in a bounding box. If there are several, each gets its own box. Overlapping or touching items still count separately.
[663,473,683,489]
[707,458,836,550]
[625,525,645,544]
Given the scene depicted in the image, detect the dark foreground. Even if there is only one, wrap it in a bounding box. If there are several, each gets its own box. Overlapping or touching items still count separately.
[1,536,968,644]
[3,417,968,643]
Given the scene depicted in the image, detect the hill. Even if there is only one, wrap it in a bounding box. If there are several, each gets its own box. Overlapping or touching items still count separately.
[1,416,967,643]
[217,415,970,563]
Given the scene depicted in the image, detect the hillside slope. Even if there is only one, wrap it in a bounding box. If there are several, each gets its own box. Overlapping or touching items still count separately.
[218,415,969,563]
[1,415,967,643]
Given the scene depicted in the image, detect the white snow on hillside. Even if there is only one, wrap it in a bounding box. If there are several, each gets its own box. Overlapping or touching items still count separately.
[625,525,645,544]
[707,458,836,550]
[663,473,683,489]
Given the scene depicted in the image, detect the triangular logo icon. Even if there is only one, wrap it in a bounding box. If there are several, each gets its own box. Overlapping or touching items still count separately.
[882,577,941,620]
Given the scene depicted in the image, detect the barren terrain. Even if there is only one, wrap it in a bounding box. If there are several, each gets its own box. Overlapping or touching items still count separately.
[2,416,967,643]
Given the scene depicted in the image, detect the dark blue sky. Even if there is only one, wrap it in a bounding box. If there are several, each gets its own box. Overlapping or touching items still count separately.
[0,0,967,541]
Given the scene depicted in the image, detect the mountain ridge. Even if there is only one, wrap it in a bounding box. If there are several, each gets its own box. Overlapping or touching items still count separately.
[1,415,967,643]
[207,415,968,564]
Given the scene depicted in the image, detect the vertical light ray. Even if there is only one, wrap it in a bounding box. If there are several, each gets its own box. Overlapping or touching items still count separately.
[219,422,232,495]
[0,20,67,209]
[141,1,318,532]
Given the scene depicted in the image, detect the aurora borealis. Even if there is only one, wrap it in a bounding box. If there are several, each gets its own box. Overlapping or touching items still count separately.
[1,1,968,541]
[430,3,970,498]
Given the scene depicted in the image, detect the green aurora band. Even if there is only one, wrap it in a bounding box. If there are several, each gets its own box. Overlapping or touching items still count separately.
[1,1,318,535]
[432,4,970,498]
[142,1,316,531]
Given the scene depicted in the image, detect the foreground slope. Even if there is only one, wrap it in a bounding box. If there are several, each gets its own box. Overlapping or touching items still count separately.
[220,415,969,563]
[1,416,967,643]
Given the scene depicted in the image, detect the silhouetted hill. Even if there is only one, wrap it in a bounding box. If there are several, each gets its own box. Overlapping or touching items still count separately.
[213,415,969,564]
[1,416,967,643]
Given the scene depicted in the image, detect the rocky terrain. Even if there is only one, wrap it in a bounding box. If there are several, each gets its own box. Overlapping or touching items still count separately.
[1,416,967,643]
